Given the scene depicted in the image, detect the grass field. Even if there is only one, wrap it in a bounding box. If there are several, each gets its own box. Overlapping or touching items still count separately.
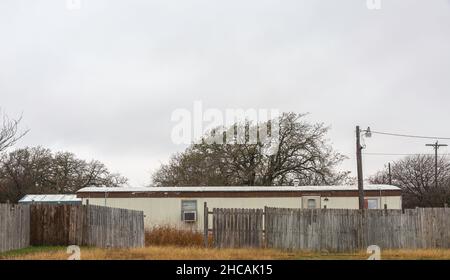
[2,228,450,260]
[2,246,450,260]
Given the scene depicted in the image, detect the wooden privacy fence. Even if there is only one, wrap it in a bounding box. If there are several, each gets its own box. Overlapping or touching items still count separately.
[265,208,364,252]
[212,208,264,248]
[30,204,145,248]
[210,207,450,252]
[0,204,30,253]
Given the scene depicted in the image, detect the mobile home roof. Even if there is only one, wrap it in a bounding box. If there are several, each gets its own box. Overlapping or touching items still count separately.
[77,185,400,193]
[19,194,81,203]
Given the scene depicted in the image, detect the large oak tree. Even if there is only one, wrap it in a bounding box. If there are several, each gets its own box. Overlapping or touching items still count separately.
[153,112,349,186]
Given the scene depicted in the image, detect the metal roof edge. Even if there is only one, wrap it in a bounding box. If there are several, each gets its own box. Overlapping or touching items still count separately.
[76,184,401,193]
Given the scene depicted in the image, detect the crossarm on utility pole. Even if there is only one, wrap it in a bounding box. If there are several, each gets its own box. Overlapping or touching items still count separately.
[426,141,448,189]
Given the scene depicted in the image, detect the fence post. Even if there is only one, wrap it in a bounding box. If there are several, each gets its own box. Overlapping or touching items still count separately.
[85,198,89,245]
[84,204,90,246]
[264,206,268,248]
[204,202,208,248]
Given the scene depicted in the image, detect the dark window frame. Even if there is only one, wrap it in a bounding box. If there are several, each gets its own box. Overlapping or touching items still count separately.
[181,200,197,222]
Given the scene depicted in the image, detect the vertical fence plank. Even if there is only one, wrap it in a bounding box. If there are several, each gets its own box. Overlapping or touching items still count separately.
[0,204,30,253]
[24,204,144,249]
[212,207,450,252]
[212,208,264,248]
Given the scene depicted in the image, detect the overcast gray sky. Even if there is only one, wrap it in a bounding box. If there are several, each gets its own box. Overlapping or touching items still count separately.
[1,0,450,186]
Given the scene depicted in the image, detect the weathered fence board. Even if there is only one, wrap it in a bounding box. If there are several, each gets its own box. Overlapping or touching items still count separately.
[213,208,263,248]
[0,204,30,253]
[30,204,145,248]
[264,207,450,252]
[212,207,450,252]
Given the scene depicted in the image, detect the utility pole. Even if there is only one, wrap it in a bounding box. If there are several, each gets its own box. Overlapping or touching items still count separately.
[356,126,365,210]
[425,141,448,189]
[388,162,392,185]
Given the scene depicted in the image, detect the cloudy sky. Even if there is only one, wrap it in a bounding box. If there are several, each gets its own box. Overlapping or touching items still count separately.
[1,0,450,186]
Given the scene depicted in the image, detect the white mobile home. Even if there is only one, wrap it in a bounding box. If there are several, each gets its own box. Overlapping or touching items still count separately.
[76,185,402,230]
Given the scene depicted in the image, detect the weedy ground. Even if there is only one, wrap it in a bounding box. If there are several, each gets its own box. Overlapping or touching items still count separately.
[2,227,450,260]
[2,246,450,260]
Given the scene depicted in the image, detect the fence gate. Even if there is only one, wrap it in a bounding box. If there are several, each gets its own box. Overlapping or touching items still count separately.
[29,204,145,248]
[212,208,264,248]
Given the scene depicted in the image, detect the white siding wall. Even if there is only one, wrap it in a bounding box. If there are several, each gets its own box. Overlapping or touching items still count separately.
[320,196,402,209]
[82,195,402,230]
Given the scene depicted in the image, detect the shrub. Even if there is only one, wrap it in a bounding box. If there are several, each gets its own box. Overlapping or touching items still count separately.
[145,225,212,247]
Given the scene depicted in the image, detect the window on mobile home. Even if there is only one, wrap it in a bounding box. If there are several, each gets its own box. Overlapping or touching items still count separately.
[181,200,197,222]
[307,199,317,209]
[366,198,379,209]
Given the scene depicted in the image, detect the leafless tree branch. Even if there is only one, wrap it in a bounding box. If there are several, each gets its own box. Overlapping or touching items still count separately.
[0,111,29,153]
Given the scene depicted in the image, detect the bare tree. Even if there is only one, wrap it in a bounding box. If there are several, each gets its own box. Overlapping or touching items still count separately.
[0,146,128,203]
[369,155,450,208]
[152,112,349,186]
[0,111,28,153]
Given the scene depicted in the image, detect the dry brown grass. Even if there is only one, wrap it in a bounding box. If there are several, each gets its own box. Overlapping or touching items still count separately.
[1,246,289,260]
[144,226,212,247]
[3,225,449,260]
[2,246,450,260]
[380,249,450,260]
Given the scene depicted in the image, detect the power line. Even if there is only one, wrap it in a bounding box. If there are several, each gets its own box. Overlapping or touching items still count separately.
[363,152,438,156]
[345,152,450,158]
[371,130,450,140]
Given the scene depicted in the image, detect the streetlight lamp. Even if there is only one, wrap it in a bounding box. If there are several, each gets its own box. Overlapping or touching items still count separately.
[356,126,371,210]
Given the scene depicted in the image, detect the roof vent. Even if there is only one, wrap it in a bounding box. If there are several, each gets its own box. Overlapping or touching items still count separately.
[293,179,300,187]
